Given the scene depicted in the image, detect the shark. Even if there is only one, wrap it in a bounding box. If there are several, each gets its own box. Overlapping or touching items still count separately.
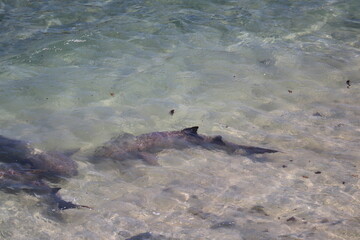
[0,135,89,211]
[94,126,278,165]
[0,135,78,177]
[0,163,90,210]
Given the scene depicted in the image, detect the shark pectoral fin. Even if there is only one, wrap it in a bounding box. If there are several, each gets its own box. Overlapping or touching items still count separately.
[137,152,159,166]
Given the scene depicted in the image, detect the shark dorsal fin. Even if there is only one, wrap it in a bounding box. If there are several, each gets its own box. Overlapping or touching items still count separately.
[212,135,225,145]
[182,126,199,135]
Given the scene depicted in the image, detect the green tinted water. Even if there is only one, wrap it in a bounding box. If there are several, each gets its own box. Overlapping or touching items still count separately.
[0,0,359,239]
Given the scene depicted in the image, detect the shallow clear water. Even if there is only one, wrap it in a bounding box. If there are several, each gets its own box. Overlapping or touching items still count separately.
[0,0,359,239]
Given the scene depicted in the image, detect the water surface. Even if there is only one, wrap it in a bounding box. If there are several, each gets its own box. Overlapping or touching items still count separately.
[0,0,359,239]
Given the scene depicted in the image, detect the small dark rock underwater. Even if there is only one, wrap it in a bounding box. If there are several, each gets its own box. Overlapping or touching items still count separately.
[0,135,90,211]
[94,126,278,165]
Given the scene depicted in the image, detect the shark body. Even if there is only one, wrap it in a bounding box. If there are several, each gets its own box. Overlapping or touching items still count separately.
[0,135,88,210]
[0,163,89,210]
[0,135,78,177]
[94,126,278,165]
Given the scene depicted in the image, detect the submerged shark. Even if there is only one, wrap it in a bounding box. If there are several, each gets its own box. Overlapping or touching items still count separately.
[0,135,78,177]
[0,163,90,210]
[0,135,88,210]
[94,126,278,165]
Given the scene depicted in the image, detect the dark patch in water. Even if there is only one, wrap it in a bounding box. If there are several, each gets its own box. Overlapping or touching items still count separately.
[188,207,213,220]
[259,58,275,66]
[249,205,269,216]
[126,232,152,240]
[118,231,131,238]
[286,216,297,223]
[210,220,236,229]
[346,80,351,88]
[126,232,178,240]
[320,218,329,223]
[312,112,323,117]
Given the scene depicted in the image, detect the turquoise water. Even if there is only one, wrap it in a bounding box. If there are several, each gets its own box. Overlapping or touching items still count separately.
[0,0,360,239]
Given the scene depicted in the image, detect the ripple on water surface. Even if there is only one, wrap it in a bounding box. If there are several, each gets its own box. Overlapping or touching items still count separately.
[0,0,360,239]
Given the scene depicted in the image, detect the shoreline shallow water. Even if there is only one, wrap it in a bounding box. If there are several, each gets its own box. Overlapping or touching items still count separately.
[0,0,359,239]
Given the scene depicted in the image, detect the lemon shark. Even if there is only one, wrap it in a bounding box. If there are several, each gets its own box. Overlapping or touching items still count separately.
[0,135,78,177]
[94,126,278,165]
[0,163,90,210]
[0,135,88,210]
